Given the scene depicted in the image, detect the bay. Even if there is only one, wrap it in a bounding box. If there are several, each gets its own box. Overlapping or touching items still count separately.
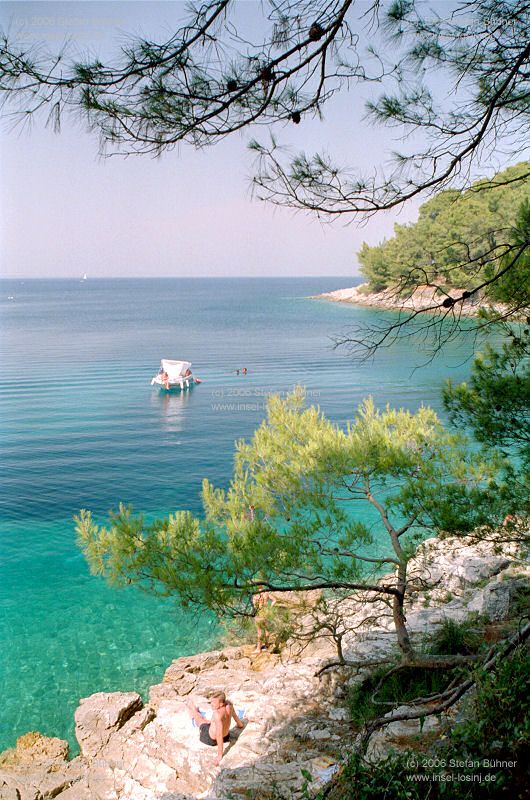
[0,277,475,752]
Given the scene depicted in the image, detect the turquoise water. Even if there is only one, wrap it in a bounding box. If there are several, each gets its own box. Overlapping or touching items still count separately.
[0,278,475,752]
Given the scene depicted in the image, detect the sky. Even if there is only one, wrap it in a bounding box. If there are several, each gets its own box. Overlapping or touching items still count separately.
[0,1,471,278]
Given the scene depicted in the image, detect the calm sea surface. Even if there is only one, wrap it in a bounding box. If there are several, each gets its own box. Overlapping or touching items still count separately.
[0,278,475,752]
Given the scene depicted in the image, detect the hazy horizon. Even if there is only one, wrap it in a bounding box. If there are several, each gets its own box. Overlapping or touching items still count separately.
[0,1,423,280]
[0,1,518,280]
[0,274,363,280]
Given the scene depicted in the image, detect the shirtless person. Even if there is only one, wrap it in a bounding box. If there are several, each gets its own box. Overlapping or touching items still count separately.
[187,692,244,766]
[252,590,276,653]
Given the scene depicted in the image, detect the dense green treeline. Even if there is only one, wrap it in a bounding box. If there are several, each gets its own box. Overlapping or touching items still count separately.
[358,163,530,292]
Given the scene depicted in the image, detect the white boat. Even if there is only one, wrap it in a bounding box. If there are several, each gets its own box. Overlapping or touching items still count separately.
[151,359,201,391]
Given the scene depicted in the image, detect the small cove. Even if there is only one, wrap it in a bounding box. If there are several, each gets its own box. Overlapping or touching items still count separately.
[0,277,476,751]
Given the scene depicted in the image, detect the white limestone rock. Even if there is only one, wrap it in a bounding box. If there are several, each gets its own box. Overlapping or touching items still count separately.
[408,537,514,595]
[0,731,85,800]
[0,756,84,800]
[3,538,527,800]
[366,705,443,760]
[468,574,529,620]
[74,691,143,758]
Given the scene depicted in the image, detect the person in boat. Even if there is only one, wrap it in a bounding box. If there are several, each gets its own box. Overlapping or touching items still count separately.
[184,368,192,378]
[159,369,170,389]
[187,692,244,765]
[252,590,276,653]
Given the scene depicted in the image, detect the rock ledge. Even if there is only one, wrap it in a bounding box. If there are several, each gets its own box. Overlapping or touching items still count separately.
[1,536,527,800]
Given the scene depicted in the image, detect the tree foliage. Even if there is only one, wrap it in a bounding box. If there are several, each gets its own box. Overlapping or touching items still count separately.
[357,163,530,296]
[2,1,529,330]
[443,322,530,531]
[335,195,530,361]
[2,1,529,204]
[484,197,530,308]
[444,329,530,461]
[76,389,503,664]
[442,199,530,508]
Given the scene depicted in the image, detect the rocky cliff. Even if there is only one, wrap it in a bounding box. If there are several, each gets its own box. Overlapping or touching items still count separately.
[1,536,528,800]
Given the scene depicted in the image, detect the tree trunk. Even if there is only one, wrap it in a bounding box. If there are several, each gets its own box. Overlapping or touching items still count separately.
[393,561,416,661]
[393,593,416,660]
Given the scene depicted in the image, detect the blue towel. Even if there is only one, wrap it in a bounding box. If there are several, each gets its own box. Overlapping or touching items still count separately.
[191,709,210,729]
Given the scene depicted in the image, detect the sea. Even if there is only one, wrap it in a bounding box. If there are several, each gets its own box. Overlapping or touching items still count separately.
[0,277,477,753]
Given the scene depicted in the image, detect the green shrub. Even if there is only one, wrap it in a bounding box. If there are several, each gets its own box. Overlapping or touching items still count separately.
[324,643,529,800]
[450,645,530,761]
[427,616,485,656]
[348,618,489,727]
[348,666,452,726]
[262,603,296,652]
[506,583,530,618]
[322,752,426,800]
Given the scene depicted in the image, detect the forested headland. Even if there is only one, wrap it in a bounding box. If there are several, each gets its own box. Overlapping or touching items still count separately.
[358,163,530,295]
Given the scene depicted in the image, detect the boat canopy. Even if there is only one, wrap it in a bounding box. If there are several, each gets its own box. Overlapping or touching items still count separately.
[161,359,192,381]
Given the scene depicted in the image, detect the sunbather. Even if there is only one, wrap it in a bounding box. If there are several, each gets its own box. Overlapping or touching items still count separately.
[187,692,244,766]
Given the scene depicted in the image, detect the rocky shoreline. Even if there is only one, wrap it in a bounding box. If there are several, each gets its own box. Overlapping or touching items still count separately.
[1,535,528,800]
[315,283,489,315]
